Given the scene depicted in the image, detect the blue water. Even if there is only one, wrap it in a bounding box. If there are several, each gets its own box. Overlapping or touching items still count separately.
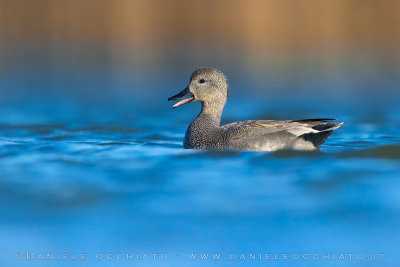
[0,69,400,267]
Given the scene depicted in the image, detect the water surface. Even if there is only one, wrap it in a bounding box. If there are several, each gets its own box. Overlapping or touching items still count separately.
[0,75,399,267]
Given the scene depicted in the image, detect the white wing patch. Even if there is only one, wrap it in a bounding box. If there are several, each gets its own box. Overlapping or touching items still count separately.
[287,126,318,136]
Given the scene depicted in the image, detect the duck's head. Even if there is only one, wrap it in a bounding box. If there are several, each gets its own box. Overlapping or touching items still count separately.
[168,68,229,109]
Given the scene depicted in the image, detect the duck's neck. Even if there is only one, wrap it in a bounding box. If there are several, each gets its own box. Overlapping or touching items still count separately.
[184,100,225,148]
[195,100,225,127]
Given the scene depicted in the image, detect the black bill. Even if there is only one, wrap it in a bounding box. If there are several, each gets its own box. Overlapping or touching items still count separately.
[168,87,195,108]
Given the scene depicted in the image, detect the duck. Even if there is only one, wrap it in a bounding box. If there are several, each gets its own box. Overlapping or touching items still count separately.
[168,67,343,151]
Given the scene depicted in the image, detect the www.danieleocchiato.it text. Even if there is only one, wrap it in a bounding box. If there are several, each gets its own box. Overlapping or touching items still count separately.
[14,252,385,261]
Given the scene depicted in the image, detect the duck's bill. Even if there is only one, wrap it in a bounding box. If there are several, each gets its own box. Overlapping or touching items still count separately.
[171,97,194,108]
[168,88,195,109]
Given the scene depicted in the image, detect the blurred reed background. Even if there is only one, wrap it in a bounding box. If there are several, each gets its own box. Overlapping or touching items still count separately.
[0,0,399,109]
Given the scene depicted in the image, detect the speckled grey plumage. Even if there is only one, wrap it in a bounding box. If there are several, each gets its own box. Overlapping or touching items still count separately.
[169,68,343,151]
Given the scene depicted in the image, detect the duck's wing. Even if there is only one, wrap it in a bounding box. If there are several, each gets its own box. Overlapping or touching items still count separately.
[222,118,342,136]
[291,118,336,123]
[221,119,343,150]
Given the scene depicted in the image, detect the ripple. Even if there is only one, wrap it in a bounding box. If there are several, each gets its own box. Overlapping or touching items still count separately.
[98,142,130,146]
[269,149,322,158]
[343,145,400,160]
[0,123,65,131]
[71,125,142,133]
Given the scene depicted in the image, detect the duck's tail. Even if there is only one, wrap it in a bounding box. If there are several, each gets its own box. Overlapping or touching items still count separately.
[293,119,344,148]
[311,122,344,132]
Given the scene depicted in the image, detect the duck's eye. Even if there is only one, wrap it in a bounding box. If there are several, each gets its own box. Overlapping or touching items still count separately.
[199,79,205,84]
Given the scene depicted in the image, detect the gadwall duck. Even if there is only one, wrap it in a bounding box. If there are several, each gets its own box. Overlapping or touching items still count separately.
[168,68,343,151]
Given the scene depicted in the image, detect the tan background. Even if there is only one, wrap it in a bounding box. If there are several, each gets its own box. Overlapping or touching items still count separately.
[1,0,399,50]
